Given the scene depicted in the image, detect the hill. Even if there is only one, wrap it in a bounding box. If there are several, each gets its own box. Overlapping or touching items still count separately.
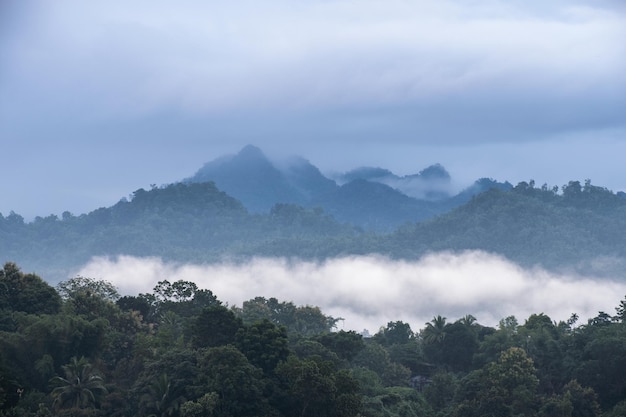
[3,146,626,282]
[379,180,626,276]
[0,182,359,282]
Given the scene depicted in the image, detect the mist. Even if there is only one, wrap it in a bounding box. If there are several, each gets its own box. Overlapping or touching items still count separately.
[76,251,626,334]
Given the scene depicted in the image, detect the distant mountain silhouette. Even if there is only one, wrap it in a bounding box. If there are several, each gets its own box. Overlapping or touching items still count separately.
[336,163,453,200]
[186,145,340,212]
[185,145,511,231]
[186,145,303,212]
[312,180,439,230]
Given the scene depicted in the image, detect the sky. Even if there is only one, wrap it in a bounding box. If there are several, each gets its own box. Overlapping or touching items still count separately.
[1,0,626,219]
[77,252,626,333]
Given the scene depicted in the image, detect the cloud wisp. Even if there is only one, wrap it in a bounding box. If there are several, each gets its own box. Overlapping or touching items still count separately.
[76,251,626,333]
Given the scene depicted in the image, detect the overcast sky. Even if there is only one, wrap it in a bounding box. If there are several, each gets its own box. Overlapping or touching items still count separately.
[1,0,625,219]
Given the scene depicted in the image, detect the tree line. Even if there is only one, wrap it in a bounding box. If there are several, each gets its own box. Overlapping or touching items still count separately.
[1,262,626,416]
[3,179,626,283]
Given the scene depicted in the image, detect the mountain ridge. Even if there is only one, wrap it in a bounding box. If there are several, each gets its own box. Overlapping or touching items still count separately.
[3,146,625,283]
[185,144,511,231]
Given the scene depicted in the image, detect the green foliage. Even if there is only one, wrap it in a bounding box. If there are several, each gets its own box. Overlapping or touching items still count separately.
[373,321,415,346]
[2,261,626,417]
[0,263,61,315]
[315,330,365,363]
[196,346,270,417]
[6,178,626,280]
[275,356,361,417]
[50,357,107,412]
[191,305,243,349]
[235,319,289,374]
[139,373,186,417]
[237,296,340,336]
[57,277,120,302]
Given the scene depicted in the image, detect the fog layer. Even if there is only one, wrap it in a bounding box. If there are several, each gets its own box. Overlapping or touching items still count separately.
[77,251,625,333]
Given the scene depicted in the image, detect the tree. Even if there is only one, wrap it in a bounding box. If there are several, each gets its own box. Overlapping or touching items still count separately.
[132,348,199,416]
[140,373,186,417]
[276,355,357,417]
[373,321,414,346]
[439,320,479,372]
[422,315,447,344]
[151,280,221,318]
[421,315,448,365]
[57,276,120,320]
[0,262,61,315]
[57,276,120,302]
[196,345,271,417]
[235,319,289,374]
[316,330,365,362]
[50,357,107,412]
[456,347,539,417]
[191,305,243,348]
[614,295,626,323]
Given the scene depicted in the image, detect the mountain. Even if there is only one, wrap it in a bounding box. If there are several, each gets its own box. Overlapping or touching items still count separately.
[336,163,453,200]
[312,179,440,230]
[378,180,626,276]
[276,156,339,200]
[7,145,625,282]
[0,181,358,283]
[186,145,305,212]
[185,145,510,231]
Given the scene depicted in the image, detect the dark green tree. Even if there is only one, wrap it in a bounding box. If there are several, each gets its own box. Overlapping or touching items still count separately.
[196,345,271,417]
[0,262,61,315]
[50,357,107,413]
[140,373,186,417]
[235,319,289,374]
[191,306,243,349]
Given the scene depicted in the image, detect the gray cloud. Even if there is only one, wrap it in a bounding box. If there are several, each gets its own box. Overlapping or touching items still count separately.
[76,252,626,334]
[2,1,624,120]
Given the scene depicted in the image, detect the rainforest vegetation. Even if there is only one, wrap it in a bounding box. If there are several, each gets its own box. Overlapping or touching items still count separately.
[2,178,626,283]
[1,262,626,417]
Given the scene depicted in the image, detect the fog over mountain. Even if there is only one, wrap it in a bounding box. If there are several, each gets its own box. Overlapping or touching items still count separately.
[77,252,626,334]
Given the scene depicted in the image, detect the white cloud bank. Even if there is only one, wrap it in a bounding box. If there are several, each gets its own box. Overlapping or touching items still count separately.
[76,251,626,333]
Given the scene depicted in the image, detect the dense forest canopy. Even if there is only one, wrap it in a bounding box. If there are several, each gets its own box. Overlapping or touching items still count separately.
[1,262,626,416]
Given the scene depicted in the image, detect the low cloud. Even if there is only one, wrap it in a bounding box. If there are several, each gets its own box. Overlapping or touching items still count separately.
[76,251,626,334]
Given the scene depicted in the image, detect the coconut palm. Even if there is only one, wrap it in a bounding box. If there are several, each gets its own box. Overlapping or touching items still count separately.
[141,373,185,417]
[50,356,107,411]
[459,314,477,328]
[422,315,448,344]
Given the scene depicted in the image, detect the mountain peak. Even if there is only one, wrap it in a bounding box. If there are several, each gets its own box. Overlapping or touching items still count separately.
[418,163,450,180]
[237,144,265,159]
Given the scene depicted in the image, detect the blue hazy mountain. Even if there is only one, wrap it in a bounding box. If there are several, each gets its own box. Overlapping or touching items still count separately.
[336,163,453,200]
[185,145,306,212]
[186,145,510,231]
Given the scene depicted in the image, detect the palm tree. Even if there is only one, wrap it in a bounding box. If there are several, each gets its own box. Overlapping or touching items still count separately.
[141,373,185,417]
[422,315,448,344]
[50,356,107,411]
[459,314,477,328]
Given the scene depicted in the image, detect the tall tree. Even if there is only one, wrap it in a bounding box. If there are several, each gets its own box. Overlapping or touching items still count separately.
[0,262,61,315]
[50,357,107,413]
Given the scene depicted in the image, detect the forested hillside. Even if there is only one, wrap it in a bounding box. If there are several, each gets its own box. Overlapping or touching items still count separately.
[0,182,358,282]
[381,180,626,276]
[1,262,626,417]
[2,178,626,282]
